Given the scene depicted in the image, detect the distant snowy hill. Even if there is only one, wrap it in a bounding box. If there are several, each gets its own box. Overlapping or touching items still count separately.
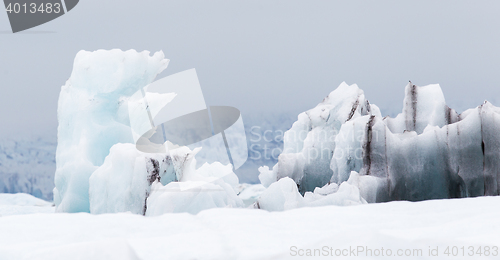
[0,136,56,201]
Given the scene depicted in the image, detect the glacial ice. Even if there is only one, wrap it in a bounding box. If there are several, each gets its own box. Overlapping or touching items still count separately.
[53,50,169,212]
[257,165,277,188]
[54,48,500,215]
[384,84,459,134]
[146,179,243,216]
[89,142,243,215]
[89,143,187,215]
[253,176,366,211]
[261,81,500,203]
[144,160,244,215]
[253,177,304,211]
[236,183,266,207]
[261,82,381,194]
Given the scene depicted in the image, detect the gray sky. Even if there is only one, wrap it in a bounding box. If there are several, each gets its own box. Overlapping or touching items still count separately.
[1,0,500,137]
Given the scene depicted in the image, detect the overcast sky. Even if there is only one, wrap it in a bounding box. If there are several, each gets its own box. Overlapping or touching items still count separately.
[1,0,500,137]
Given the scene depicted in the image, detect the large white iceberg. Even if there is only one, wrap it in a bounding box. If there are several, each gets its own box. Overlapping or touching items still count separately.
[259,82,381,193]
[54,49,252,214]
[52,49,250,216]
[261,82,500,203]
[53,50,169,212]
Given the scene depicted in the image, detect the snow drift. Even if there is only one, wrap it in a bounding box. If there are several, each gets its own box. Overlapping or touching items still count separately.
[0,193,54,216]
[2,195,500,260]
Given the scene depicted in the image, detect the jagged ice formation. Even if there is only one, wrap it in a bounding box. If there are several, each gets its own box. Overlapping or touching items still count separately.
[260,82,500,203]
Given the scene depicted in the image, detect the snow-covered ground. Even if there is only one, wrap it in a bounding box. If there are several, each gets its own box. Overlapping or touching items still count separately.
[0,193,498,260]
[0,193,54,217]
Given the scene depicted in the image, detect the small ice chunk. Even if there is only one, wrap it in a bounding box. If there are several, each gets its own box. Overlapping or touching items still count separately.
[258,165,277,188]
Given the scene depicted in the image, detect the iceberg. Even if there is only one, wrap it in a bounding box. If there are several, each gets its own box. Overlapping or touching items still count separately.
[146,179,243,216]
[54,49,249,215]
[236,183,266,207]
[89,143,193,215]
[144,152,244,215]
[261,82,500,203]
[260,82,381,194]
[90,143,243,215]
[53,49,169,213]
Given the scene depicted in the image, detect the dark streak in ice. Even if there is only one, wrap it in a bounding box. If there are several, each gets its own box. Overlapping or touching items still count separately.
[347,97,360,122]
[142,192,148,216]
[411,84,417,130]
[146,158,161,185]
[445,106,452,125]
[363,115,376,175]
[143,158,161,216]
